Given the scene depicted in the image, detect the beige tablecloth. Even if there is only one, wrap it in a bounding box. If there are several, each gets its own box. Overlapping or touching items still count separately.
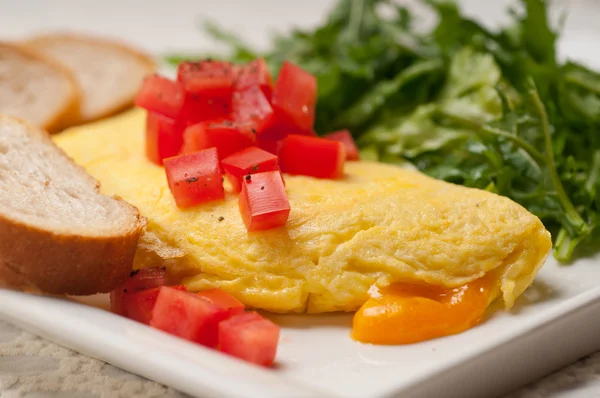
[1,319,599,398]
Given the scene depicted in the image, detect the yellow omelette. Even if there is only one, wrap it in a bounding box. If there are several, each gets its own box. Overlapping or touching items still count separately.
[55,109,551,343]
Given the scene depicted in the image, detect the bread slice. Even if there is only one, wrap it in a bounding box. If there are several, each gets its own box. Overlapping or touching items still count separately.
[0,115,146,295]
[0,43,79,133]
[25,33,155,124]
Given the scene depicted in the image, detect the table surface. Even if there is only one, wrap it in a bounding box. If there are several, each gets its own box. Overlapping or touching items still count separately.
[2,0,600,397]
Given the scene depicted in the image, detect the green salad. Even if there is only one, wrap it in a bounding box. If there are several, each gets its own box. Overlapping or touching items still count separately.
[166,0,600,262]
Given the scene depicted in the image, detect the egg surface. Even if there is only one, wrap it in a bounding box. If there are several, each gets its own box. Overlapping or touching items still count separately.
[55,109,551,313]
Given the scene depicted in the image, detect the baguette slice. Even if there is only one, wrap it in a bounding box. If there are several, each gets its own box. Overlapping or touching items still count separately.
[0,43,79,133]
[25,33,155,124]
[0,115,146,295]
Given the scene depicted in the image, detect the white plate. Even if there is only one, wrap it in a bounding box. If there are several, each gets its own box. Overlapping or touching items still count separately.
[2,255,600,398]
[2,1,600,397]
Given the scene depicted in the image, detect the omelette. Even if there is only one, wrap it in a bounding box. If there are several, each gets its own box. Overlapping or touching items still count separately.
[55,109,552,344]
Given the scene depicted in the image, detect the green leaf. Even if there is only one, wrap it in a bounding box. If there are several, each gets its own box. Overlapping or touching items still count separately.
[332,59,443,130]
[441,47,501,99]
[167,0,600,262]
[520,0,557,66]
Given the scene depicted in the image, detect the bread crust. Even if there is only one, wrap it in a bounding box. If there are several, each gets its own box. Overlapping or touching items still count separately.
[0,115,147,295]
[0,207,145,295]
[25,33,156,125]
[0,42,80,134]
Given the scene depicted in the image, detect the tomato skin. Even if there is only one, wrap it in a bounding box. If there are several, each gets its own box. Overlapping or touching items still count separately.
[256,136,283,156]
[222,147,279,193]
[196,289,245,318]
[218,312,280,367]
[323,129,360,161]
[145,112,185,165]
[181,120,254,159]
[150,286,236,347]
[177,60,236,97]
[232,86,274,134]
[179,93,231,125]
[164,148,225,208]
[135,75,185,119]
[257,124,288,142]
[239,171,290,232]
[235,58,274,100]
[279,135,346,179]
[110,268,169,316]
[124,285,187,325]
[288,126,317,137]
[259,118,316,142]
[271,61,317,131]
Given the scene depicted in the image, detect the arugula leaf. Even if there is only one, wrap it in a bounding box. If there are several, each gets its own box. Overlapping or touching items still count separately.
[169,0,600,262]
[332,59,444,131]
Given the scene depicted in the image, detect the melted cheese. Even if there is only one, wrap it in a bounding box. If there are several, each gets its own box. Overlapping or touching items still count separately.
[352,274,495,344]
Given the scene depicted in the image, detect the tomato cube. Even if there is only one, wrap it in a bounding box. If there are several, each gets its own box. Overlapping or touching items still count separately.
[289,127,317,137]
[135,75,185,119]
[235,58,274,100]
[164,148,224,208]
[256,137,283,156]
[145,112,185,165]
[239,171,290,232]
[222,147,279,193]
[218,312,280,367]
[279,135,345,179]
[258,118,316,142]
[181,120,254,159]
[110,267,169,316]
[324,129,360,161]
[124,285,187,325]
[177,60,235,97]
[179,93,231,125]
[150,286,234,347]
[196,289,245,318]
[232,86,274,134]
[271,61,317,131]
[257,123,288,142]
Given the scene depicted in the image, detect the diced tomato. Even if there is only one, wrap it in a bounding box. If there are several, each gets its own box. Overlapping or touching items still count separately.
[271,61,317,131]
[289,126,317,136]
[145,112,186,165]
[257,124,288,142]
[256,137,283,156]
[110,268,169,316]
[218,312,280,367]
[179,94,231,125]
[124,285,187,325]
[196,289,245,318]
[259,119,316,142]
[164,148,224,208]
[177,60,235,97]
[279,135,345,179]
[235,58,274,100]
[222,147,279,193]
[232,86,274,134]
[324,129,360,161]
[150,286,236,347]
[135,75,185,119]
[239,171,290,232]
[180,120,254,159]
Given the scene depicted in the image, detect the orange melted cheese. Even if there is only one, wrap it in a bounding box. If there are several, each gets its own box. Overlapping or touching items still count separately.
[352,275,495,345]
